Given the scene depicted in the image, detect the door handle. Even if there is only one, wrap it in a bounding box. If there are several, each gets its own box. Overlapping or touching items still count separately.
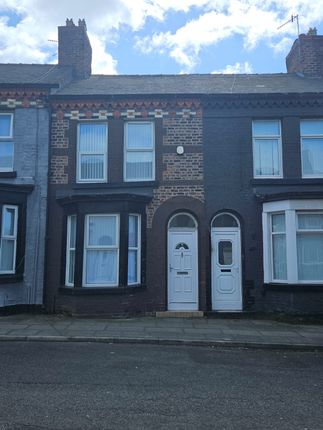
[169,265,174,272]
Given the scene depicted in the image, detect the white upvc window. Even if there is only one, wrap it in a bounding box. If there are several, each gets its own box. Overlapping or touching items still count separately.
[128,214,141,285]
[83,214,119,287]
[0,113,14,172]
[300,119,323,177]
[77,122,108,183]
[0,205,18,274]
[124,122,155,181]
[65,215,76,286]
[252,120,283,178]
[263,200,323,284]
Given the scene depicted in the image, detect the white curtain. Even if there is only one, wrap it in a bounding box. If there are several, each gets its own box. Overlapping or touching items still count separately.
[302,138,323,176]
[272,235,287,280]
[88,216,116,246]
[86,250,117,285]
[272,214,287,280]
[297,234,323,280]
[255,139,279,176]
[128,250,138,284]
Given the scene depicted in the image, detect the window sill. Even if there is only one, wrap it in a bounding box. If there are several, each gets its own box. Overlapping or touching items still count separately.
[264,282,323,292]
[0,171,17,179]
[73,181,157,189]
[0,274,23,284]
[251,178,323,186]
[59,284,147,295]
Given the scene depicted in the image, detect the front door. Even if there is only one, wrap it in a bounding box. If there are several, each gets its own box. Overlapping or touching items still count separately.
[168,231,198,310]
[211,230,242,311]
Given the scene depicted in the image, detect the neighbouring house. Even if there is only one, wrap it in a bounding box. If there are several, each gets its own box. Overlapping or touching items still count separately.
[0,63,73,309]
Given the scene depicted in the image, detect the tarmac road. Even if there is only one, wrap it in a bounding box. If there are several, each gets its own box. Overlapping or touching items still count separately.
[0,342,322,429]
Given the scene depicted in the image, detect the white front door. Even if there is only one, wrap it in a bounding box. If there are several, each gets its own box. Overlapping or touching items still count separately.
[211,229,242,311]
[168,231,198,310]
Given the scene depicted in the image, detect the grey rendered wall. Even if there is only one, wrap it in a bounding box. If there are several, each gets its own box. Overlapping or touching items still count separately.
[0,108,49,307]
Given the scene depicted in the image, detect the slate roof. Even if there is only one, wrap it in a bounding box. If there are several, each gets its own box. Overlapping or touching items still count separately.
[54,73,323,96]
[0,64,73,86]
[1,63,323,96]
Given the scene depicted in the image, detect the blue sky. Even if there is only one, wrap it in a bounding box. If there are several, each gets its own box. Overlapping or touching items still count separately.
[1,1,323,75]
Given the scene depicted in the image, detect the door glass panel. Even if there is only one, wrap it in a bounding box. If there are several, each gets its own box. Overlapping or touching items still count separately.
[212,214,238,228]
[175,242,189,250]
[218,241,232,265]
[169,214,196,228]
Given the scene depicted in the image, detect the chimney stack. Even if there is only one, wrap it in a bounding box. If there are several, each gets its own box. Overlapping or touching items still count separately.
[286,28,323,76]
[58,18,92,80]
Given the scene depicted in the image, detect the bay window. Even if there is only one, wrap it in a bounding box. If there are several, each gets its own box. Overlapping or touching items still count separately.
[84,215,119,287]
[124,122,154,181]
[0,205,18,274]
[77,122,108,182]
[301,120,323,177]
[252,120,282,178]
[0,113,14,172]
[64,211,143,288]
[263,200,323,284]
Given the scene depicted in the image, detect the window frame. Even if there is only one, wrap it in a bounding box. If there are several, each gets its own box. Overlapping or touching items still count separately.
[127,214,141,286]
[263,200,323,285]
[76,121,108,183]
[252,119,283,179]
[124,121,155,182]
[300,119,323,178]
[0,113,14,172]
[0,204,18,275]
[82,214,120,288]
[65,215,76,287]
[270,212,287,282]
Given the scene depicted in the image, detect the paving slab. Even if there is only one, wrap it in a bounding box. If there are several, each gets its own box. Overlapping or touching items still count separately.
[0,314,323,350]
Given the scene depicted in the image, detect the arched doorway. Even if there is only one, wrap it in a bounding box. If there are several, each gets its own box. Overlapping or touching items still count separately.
[167,213,198,310]
[211,213,242,311]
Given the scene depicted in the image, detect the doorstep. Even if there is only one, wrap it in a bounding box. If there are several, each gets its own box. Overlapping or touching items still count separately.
[155,311,204,318]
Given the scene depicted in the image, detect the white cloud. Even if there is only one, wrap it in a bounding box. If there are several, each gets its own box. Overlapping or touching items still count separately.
[135,0,323,71]
[1,0,323,73]
[212,62,253,74]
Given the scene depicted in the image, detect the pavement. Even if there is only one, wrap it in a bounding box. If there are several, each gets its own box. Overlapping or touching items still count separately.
[0,313,323,350]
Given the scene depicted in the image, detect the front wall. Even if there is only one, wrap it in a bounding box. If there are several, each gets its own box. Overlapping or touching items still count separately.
[46,98,205,315]
[0,92,49,307]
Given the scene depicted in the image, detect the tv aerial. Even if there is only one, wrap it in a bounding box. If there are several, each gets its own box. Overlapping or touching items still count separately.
[277,14,300,36]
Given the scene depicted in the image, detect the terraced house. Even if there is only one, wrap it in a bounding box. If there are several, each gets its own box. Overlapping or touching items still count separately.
[2,20,323,315]
[0,61,72,309]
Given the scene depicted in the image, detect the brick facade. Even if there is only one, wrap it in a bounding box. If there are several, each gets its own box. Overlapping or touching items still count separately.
[50,155,68,184]
[286,32,323,76]
[146,185,204,228]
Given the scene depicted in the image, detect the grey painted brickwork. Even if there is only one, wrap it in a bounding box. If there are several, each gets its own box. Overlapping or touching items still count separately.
[0,108,49,307]
[203,97,323,313]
